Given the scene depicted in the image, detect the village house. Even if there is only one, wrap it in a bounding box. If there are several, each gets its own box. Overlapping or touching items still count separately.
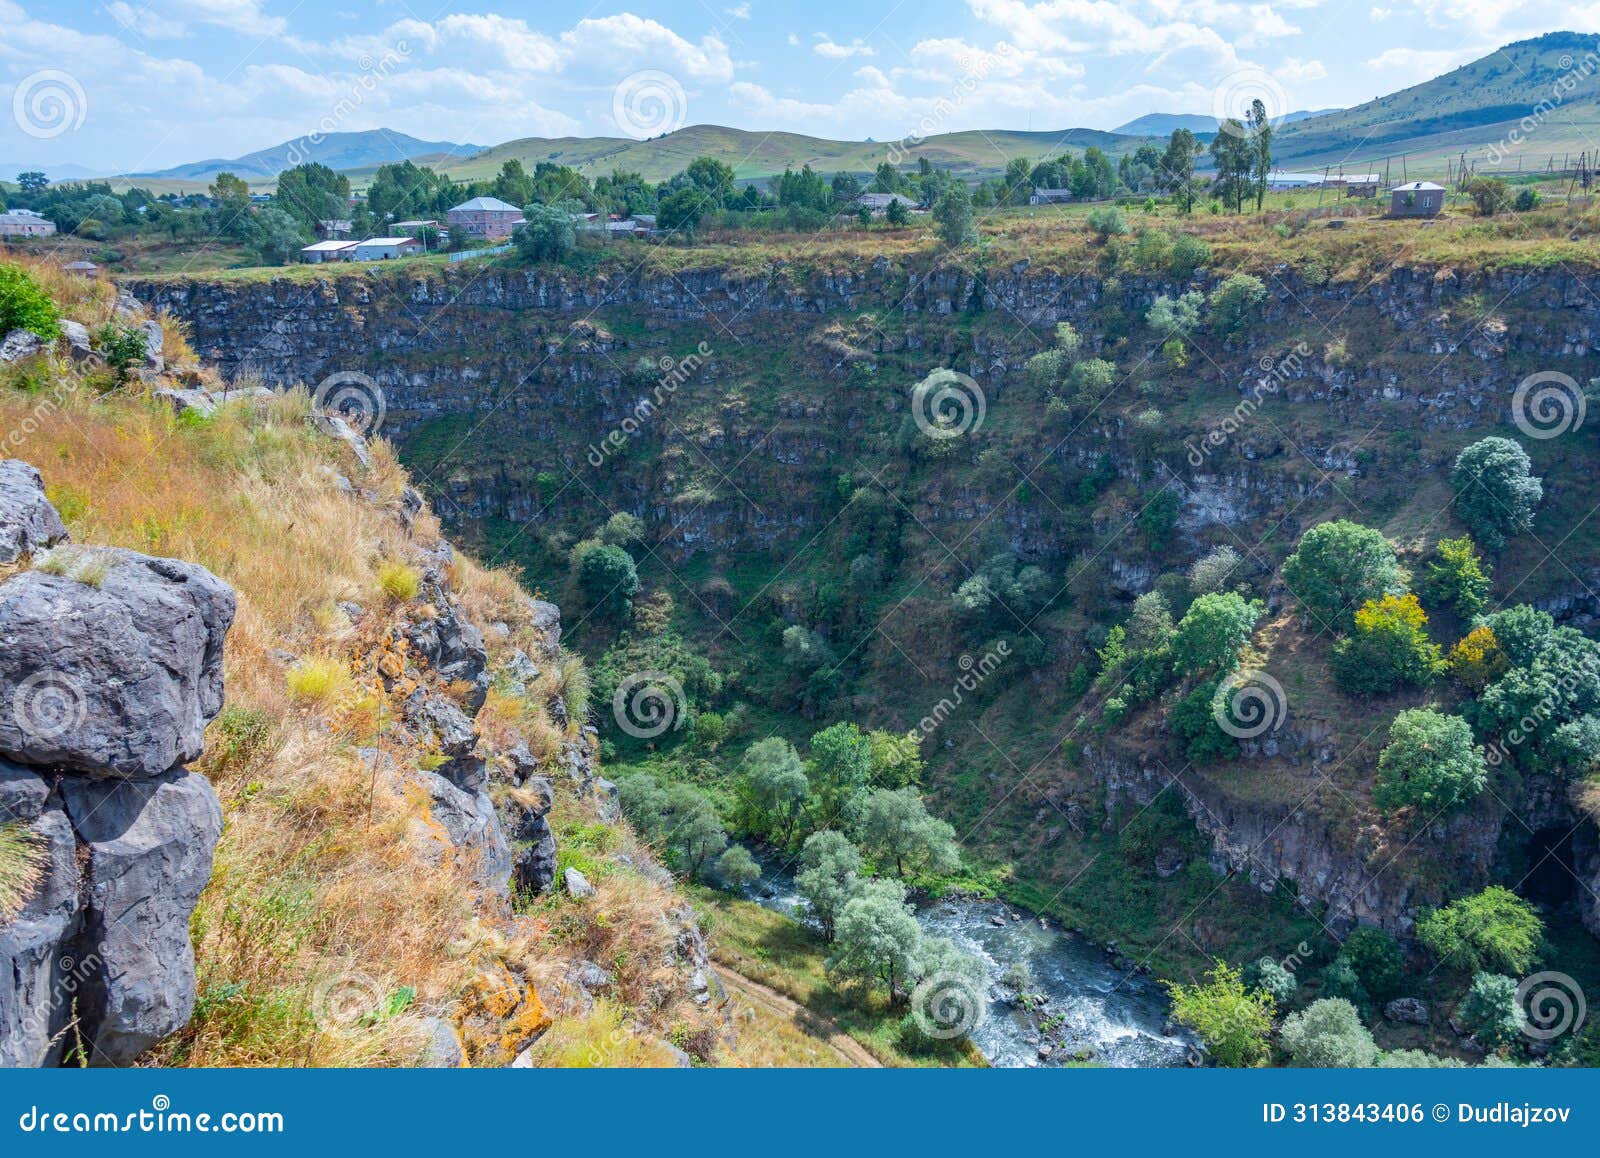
[855,192,921,216]
[1389,180,1445,217]
[315,219,354,239]
[349,236,424,261]
[446,195,525,240]
[62,261,98,277]
[0,209,56,238]
[1029,188,1073,205]
[299,240,358,263]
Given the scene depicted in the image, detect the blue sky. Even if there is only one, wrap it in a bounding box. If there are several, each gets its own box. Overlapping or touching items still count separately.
[0,0,1591,173]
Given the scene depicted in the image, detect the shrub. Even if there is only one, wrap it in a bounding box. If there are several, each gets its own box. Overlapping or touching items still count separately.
[1146,290,1203,336]
[1452,437,1542,550]
[514,202,577,263]
[1418,887,1542,975]
[376,560,421,603]
[1086,205,1128,239]
[1168,233,1210,280]
[1464,177,1510,216]
[286,655,353,706]
[1339,927,1405,1003]
[1281,520,1401,633]
[577,543,639,617]
[1317,956,1369,1013]
[1280,998,1379,1067]
[94,323,148,385]
[1188,545,1242,595]
[0,820,45,924]
[1458,972,1524,1049]
[714,845,762,892]
[1513,188,1540,212]
[0,263,61,339]
[1424,535,1492,618]
[1166,962,1274,1067]
[1447,625,1507,689]
[1208,273,1267,337]
[1170,592,1261,677]
[1169,677,1239,762]
[1246,956,1298,1004]
[1374,708,1487,814]
[1331,593,1443,694]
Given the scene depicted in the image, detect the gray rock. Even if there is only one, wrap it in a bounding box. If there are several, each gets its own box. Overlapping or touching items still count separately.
[58,320,94,362]
[501,741,539,784]
[0,329,46,365]
[594,777,620,823]
[415,1015,464,1068]
[509,1046,536,1068]
[1384,997,1430,1025]
[567,961,613,994]
[661,1040,692,1068]
[563,867,595,899]
[0,459,69,565]
[415,768,510,895]
[504,649,540,688]
[0,547,235,778]
[60,768,222,1065]
[526,599,562,656]
[512,827,557,897]
[0,775,83,1067]
[140,320,164,372]
[408,694,476,761]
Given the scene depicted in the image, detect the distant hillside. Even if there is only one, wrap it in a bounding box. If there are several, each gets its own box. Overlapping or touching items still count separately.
[1274,31,1600,173]
[138,129,486,182]
[421,124,1146,186]
[1113,109,1340,137]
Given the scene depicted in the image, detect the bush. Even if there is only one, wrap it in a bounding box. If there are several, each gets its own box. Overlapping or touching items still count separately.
[376,560,421,603]
[1169,677,1239,762]
[1513,188,1540,212]
[1452,437,1542,550]
[1086,206,1128,240]
[1330,593,1442,694]
[1281,520,1401,633]
[1246,956,1298,1004]
[1188,545,1242,595]
[1339,927,1404,1003]
[0,263,60,340]
[1418,887,1542,975]
[1458,972,1524,1049]
[1374,708,1487,814]
[515,203,577,263]
[1447,625,1508,690]
[1317,956,1369,1013]
[1208,273,1267,337]
[1165,962,1274,1067]
[1170,592,1261,677]
[1280,999,1379,1067]
[577,543,640,617]
[1424,535,1492,618]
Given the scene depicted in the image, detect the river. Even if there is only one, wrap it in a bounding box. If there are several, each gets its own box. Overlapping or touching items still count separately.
[751,856,1194,1067]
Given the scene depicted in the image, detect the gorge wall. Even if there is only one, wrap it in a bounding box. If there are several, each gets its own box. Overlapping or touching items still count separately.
[130,256,1600,949]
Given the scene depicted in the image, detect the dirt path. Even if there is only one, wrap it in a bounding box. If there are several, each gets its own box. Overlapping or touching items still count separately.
[715,968,884,1068]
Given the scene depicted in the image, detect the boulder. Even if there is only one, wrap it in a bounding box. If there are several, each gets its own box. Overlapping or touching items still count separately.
[140,320,164,372]
[512,829,558,897]
[415,768,510,895]
[60,767,222,1065]
[525,599,562,656]
[0,329,46,365]
[1384,997,1430,1025]
[0,459,69,565]
[414,1016,465,1068]
[58,320,94,363]
[563,867,595,899]
[0,548,234,778]
[408,694,477,762]
[0,763,83,1068]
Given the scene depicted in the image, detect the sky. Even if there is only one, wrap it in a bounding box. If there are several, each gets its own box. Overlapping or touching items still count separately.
[0,0,1595,174]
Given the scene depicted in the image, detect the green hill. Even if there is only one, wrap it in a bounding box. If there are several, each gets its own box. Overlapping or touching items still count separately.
[414,124,1143,186]
[1274,31,1600,175]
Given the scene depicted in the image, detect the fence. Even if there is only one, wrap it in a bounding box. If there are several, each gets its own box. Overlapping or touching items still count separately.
[449,243,514,264]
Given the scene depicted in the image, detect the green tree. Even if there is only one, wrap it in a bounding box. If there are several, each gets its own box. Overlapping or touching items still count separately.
[855,787,960,878]
[1188,545,1242,595]
[1208,125,1253,213]
[1281,520,1402,633]
[1146,291,1203,337]
[247,207,307,265]
[656,185,709,235]
[795,830,862,942]
[1374,708,1486,813]
[1208,272,1267,336]
[932,181,976,248]
[806,722,873,824]
[273,162,351,230]
[1424,535,1492,618]
[1126,590,1174,653]
[1458,972,1524,1049]
[1246,98,1273,212]
[714,844,762,892]
[885,197,911,227]
[0,263,60,339]
[515,202,577,263]
[827,877,923,1005]
[1157,129,1201,213]
[1339,927,1405,1004]
[664,781,727,880]
[743,737,809,846]
[1452,437,1543,550]
[1418,886,1543,975]
[1331,593,1443,694]
[1280,999,1379,1067]
[577,543,640,617]
[1165,962,1274,1067]
[1170,592,1262,677]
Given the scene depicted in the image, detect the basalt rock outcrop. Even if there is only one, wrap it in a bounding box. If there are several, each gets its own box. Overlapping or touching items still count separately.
[0,463,233,1067]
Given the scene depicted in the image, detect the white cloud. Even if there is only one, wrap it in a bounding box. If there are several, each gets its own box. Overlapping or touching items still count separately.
[813,35,876,59]
[725,3,751,18]
[106,2,187,38]
[561,14,735,81]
